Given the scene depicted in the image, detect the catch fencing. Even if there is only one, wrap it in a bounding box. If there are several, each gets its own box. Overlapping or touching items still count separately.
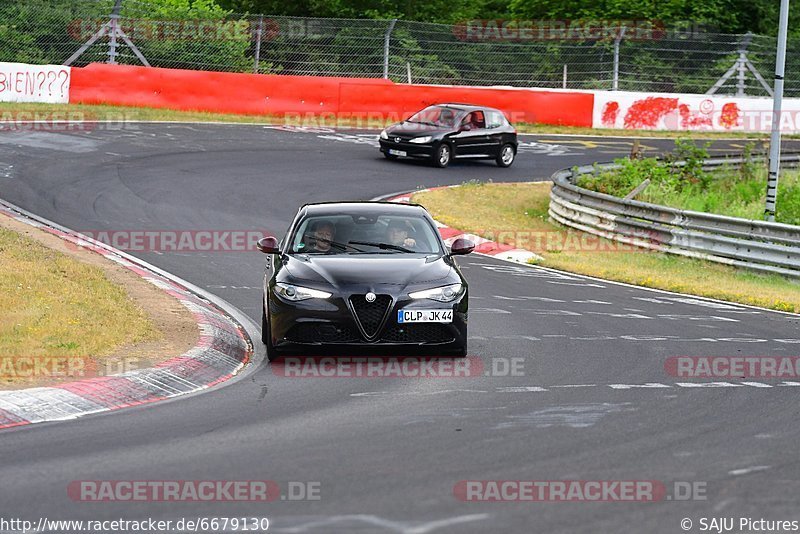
[2,0,799,95]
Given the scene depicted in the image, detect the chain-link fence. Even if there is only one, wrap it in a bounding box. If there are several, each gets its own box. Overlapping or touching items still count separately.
[2,0,798,96]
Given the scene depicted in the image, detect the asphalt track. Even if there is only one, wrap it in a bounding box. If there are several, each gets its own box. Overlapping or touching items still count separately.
[1,124,800,533]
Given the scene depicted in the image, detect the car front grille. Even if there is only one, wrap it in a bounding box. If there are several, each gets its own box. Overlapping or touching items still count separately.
[285,323,360,343]
[381,323,455,343]
[349,294,393,339]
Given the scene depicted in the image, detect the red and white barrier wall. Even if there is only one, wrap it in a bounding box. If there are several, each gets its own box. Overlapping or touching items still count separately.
[3,61,799,133]
[593,91,800,133]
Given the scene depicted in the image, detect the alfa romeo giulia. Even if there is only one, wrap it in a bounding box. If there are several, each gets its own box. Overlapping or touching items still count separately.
[257,202,474,360]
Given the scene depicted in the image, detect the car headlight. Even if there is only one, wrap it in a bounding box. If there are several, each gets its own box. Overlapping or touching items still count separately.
[380,129,389,140]
[408,136,432,144]
[409,283,463,302]
[274,283,332,301]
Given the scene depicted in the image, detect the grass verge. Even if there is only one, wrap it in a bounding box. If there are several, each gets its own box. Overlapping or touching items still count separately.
[578,140,800,224]
[0,219,182,388]
[1,102,792,139]
[412,181,800,312]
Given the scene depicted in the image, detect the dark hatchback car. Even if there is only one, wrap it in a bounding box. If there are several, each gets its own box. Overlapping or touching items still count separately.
[257,202,475,360]
[379,103,518,168]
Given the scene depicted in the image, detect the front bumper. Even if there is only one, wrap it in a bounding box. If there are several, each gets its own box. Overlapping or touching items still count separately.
[267,289,467,353]
[379,139,434,158]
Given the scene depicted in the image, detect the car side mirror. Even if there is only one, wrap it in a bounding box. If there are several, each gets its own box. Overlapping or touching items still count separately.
[460,123,472,132]
[449,238,475,256]
[257,236,280,254]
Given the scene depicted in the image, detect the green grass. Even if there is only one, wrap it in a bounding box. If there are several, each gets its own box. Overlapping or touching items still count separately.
[413,182,800,312]
[579,157,800,225]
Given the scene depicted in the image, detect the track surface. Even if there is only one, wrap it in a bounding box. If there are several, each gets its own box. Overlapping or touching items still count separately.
[1,125,800,533]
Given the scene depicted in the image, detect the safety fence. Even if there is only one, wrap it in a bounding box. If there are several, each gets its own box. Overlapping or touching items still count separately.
[2,0,800,95]
[549,156,800,277]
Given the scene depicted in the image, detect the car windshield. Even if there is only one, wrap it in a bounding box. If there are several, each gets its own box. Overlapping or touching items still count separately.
[289,212,442,255]
[406,106,460,128]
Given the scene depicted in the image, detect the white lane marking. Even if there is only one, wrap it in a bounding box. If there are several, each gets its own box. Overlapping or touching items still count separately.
[546,280,607,288]
[516,140,583,156]
[608,383,672,389]
[573,300,613,305]
[350,389,489,397]
[476,259,800,318]
[657,314,739,322]
[471,307,512,314]
[351,381,800,399]
[274,513,491,533]
[519,309,582,316]
[494,403,635,429]
[675,382,745,388]
[587,311,652,319]
[496,386,548,392]
[713,498,736,513]
[206,285,260,290]
[488,334,790,344]
[666,297,748,310]
[729,466,771,476]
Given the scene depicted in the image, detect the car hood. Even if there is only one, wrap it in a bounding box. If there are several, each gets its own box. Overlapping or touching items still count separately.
[283,254,454,292]
[386,121,452,137]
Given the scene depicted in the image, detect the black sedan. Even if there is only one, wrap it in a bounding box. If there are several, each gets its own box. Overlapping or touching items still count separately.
[379,103,518,168]
[257,202,474,360]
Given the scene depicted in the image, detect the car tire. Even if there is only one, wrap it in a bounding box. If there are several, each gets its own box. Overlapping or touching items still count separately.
[383,152,398,160]
[451,345,467,357]
[262,303,279,362]
[433,143,452,168]
[496,143,515,167]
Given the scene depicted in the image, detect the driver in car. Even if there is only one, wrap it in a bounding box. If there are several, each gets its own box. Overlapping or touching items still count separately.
[304,220,336,253]
[386,220,417,250]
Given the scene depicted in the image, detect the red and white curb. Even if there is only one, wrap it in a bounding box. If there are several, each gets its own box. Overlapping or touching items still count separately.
[384,187,543,264]
[0,201,255,430]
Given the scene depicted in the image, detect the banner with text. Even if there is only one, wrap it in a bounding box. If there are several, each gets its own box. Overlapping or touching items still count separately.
[0,62,71,104]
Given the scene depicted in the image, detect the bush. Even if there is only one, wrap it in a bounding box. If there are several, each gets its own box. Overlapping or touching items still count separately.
[577,138,800,226]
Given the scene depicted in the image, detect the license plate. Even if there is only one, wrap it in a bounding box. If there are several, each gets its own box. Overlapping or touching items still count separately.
[398,309,453,323]
[388,149,407,156]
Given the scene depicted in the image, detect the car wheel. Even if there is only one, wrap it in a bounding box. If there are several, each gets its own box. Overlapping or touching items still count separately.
[450,344,467,357]
[383,152,398,160]
[496,143,515,167]
[262,303,279,361]
[433,143,452,168]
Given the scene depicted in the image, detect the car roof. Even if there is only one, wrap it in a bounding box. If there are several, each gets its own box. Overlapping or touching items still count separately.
[436,103,498,113]
[300,201,429,217]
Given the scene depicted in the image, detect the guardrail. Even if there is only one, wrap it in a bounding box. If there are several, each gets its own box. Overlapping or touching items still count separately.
[549,154,800,278]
